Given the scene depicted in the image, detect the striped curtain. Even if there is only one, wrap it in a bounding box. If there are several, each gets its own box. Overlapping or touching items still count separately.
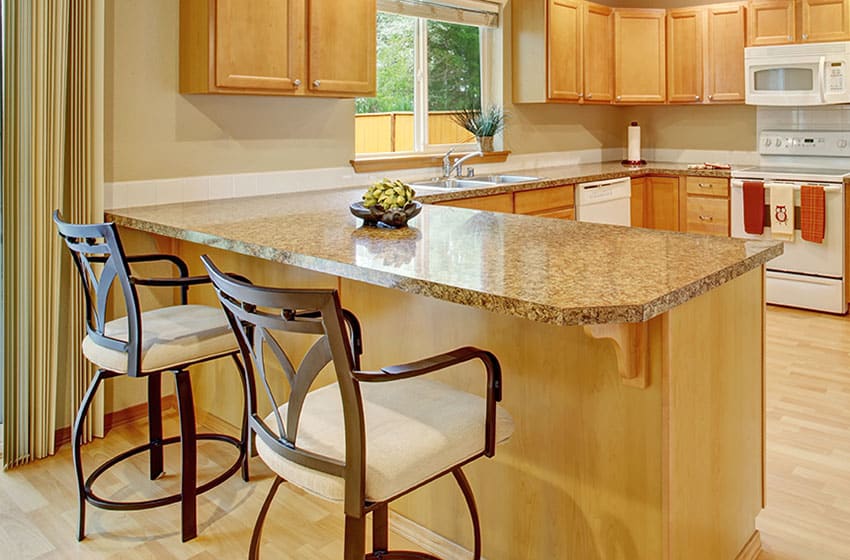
[3,0,104,468]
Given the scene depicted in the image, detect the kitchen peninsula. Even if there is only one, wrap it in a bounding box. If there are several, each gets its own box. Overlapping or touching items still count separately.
[107,186,781,560]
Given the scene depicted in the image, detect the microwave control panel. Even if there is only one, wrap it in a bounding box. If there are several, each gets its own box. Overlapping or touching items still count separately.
[761,130,850,156]
[828,61,846,92]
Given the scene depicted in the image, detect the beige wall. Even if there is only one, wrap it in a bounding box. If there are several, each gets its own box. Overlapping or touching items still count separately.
[104,0,354,183]
[105,0,756,183]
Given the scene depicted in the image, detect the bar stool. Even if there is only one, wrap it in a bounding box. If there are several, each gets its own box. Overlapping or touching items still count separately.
[53,211,250,542]
[201,255,514,560]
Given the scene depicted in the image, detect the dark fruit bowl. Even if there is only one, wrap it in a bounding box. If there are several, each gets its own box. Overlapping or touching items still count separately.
[350,201,422,228]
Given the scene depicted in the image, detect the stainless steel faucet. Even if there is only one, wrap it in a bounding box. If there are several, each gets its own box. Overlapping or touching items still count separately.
[450,151,483,177]
[441,148,456,178]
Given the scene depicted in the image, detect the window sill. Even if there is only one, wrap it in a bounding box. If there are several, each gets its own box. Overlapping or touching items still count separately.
[350,151,511,174]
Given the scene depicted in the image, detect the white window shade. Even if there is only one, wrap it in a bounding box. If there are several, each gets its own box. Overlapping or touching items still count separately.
[377,0,501,28]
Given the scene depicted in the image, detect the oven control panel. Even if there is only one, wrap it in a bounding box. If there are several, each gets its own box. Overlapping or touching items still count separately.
[760,130,850,156]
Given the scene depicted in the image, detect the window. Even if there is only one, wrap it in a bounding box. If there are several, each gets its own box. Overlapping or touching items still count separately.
[355,4,498,156]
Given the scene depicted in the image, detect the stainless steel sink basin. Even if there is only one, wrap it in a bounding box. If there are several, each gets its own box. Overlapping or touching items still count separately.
[410,178,494,189]
[411,175,542,189]
[465,174,542,184]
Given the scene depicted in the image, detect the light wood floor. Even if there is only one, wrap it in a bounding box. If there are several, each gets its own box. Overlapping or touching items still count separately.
[1,305,849,559]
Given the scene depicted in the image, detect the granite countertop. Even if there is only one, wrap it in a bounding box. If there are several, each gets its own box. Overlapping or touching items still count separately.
[414,161,732,203]
[107,177,782,326]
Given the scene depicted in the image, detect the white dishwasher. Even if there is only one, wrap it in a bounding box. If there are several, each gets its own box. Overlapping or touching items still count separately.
[575,177,631,226]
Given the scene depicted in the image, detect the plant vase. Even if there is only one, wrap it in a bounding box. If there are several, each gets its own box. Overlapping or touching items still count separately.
[477,135,494,152]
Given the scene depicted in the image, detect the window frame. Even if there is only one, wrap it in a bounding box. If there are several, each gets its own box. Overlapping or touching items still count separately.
[355,12,499,158]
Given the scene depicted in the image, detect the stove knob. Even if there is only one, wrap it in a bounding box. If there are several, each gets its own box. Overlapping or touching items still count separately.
[775,137,784,147]
[763,137,773,147]
[839,139,848,149]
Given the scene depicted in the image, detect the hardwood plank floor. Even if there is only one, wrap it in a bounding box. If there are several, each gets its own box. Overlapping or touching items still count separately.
[1,305,848,559]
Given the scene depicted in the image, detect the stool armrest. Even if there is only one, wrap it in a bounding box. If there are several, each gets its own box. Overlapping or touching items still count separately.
[352,346,502,456]
[131,275,212,288]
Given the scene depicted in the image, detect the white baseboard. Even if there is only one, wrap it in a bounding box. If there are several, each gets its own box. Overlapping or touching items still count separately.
[390,511,483,560]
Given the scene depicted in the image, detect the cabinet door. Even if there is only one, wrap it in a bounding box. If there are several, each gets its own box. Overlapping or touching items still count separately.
[583,2,614,103]
[630,177,646,228]
[801,0,850,42]
[614,9,666,103]
[437,194,514,213]
[647,177,680,231]
[308,0,376,95]
[667,8,704,104]
[707,4,746,103]
[747,0,795,45]
[548,0,583,101]
[215,0,305,92]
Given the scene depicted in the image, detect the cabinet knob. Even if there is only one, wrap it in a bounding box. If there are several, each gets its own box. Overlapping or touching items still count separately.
[787,35,792,41]
[587,93,592,99]
[313,80,321,88]
[616,95,622,101]
[293,79,302,87]
[802,33,808,40]
[694,95,700,100]
[708,94,713,100]
[579,93,584,98]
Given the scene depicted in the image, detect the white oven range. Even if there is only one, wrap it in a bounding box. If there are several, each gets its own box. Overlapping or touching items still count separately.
[731,130,849,314]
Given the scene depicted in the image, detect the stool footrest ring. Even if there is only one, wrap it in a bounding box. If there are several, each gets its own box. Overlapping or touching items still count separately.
[83,432,244,512]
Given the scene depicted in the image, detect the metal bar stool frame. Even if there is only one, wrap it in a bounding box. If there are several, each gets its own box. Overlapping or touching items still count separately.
[202,255,505,560]
[54,211,251,542]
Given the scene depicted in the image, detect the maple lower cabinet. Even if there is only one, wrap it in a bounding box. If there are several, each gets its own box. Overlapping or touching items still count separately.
[514,185,576,218]
[647,176,681,231]
[179,0,375,97]
[801,0,850,42]
[630,177,646,228]
[436,194,514,213]
[614,9,667,103]
[548,0,583,101]
[583,2,614,102]
[667,8,704,103]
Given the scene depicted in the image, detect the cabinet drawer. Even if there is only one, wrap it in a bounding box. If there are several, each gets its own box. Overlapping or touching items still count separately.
[514,185,575,214]
[686,196,729,236]
[686,176,729,197]
[437,193,514,213]
[532,207,576,220]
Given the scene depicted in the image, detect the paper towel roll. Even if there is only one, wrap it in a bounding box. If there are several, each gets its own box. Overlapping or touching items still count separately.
[628,122,641,162]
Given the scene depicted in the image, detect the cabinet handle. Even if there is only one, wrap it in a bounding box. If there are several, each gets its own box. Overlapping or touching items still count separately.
[802,33,808,40]
[579,93,584,98]
[616,95,622,101]
[708,94,714,100]
[293,79,302,87]
[787,35,792,41]
[698,183,713,188]
[313,80,321,88]
[699,215,714,221]
[694,95,700,100]
[587,93,593,99]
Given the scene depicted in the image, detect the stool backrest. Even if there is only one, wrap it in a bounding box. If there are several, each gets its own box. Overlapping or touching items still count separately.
[53,211,144,375]
[201,255,366,504]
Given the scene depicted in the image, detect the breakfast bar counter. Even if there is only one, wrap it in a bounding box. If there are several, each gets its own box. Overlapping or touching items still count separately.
[108,188,781,560]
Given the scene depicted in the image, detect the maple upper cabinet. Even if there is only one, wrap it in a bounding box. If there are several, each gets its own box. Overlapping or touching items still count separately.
[747,0,850,45]
[583,2,614,102]
[548,0,583,101]
[667,8,704,103]
[179,0,375,97]
[707,4,746,102]
[614,9,667,103]
[513,0,612,103]
[801,0,850,42]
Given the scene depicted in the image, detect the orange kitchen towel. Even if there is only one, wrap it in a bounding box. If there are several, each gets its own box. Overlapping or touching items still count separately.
[800,185,825,243]
[743,181,765,234]
[769,183,795,242]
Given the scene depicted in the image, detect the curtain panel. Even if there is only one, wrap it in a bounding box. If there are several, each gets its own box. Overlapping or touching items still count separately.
[3,0,104,468]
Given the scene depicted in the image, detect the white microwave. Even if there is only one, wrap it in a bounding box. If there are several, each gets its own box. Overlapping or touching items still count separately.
[745,41,850,106]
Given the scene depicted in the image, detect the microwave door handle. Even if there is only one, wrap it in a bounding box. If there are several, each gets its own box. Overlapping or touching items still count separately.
[819,56,827,103]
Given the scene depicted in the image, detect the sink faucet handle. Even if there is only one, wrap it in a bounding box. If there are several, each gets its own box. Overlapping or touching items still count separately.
[442,147,456,177]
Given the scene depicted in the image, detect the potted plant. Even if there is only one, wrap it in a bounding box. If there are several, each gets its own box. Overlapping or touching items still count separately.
[450,105,505,152]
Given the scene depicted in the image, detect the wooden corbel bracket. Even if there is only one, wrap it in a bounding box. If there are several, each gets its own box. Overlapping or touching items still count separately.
[583,322,650,389]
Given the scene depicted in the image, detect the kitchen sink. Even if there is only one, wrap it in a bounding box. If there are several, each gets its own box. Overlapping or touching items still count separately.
[411,175,542,189]
[410,178,495,189]
[464,174,542,184]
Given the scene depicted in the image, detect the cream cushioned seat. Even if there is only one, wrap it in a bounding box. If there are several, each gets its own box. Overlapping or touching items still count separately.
[82,304,238,373]
[255,377,514,503]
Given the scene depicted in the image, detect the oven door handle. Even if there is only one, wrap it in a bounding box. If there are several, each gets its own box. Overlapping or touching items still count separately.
[731,179,842,192]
